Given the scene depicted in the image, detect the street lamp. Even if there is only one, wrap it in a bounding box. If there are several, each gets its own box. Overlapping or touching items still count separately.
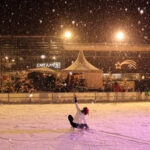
[116,31,124,41]
[64,31,72,39]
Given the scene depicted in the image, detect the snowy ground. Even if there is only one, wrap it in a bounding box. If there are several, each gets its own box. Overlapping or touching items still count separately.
[0,102,150,150]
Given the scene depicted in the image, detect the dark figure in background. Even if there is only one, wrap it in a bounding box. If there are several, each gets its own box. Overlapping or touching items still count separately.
[113,82,120,92]
[49,75,56,90]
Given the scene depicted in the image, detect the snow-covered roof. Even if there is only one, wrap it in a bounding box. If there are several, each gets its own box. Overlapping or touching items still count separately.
[63,50,102,72]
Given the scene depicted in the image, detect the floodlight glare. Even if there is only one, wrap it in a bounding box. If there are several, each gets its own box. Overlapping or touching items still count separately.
[116,32,124,41]
[64,31,72,39]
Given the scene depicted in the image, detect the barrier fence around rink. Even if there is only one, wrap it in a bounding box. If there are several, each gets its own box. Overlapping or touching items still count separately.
[0,92,150,103]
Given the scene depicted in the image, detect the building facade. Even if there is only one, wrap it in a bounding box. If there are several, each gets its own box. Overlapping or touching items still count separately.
[1,36,150,75]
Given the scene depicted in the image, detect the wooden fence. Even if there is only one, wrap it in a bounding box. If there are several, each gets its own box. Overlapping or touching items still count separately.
[0,92,149,103]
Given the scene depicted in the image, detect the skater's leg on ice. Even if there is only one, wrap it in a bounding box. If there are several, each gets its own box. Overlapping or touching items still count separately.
[84,124,89,129]
[68,115,89,129]
[68,115,78,128]
[77,123,89,129]
[68,115,73,122]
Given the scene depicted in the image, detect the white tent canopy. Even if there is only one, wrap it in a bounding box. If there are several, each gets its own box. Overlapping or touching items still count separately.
[61,50,103,89]
[63,50,100,72]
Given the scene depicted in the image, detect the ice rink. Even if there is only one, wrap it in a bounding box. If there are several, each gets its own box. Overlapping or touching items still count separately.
[0,102,150,150]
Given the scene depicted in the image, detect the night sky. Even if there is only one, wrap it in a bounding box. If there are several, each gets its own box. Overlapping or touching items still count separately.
[0,0,150,43]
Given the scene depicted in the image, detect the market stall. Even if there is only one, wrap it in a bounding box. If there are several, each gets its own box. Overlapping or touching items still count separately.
[61,50,103,90]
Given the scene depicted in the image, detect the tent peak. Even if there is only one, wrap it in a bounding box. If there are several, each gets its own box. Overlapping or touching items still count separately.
[63,50,102,72]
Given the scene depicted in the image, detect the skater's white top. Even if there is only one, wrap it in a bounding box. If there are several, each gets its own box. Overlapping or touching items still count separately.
[74,102,87,124]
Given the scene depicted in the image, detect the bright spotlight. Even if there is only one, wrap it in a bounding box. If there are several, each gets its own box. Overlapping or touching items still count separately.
[116,32,124,41]
[64,31,72,39]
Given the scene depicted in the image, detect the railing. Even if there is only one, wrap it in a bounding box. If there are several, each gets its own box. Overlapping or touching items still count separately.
[0,92,149,103]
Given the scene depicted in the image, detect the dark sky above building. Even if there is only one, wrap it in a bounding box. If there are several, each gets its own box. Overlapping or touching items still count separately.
[0,0,150,43]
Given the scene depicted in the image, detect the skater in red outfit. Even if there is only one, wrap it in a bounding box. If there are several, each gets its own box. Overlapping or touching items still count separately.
[68,95,89,129]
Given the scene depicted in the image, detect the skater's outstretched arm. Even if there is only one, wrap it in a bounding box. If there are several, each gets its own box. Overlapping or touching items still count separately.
[74,95,80,111]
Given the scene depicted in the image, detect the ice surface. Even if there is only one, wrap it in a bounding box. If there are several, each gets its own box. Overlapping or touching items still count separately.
[0,102,150,150]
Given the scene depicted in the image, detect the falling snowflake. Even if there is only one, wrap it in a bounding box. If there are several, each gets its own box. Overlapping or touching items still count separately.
[140,9,144,15]
[138,20,141,24]
[72,21,75,24]
[141,28,144,31]
[52,9,55,13]
[144,36,148,39]
[39,19,43,24]
[11,12,14,16]
[89,10,93,13]
[60,25,64,28]
[125,8,128,12]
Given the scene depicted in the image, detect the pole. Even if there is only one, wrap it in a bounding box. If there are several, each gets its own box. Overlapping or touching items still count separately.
[0,46,2,88]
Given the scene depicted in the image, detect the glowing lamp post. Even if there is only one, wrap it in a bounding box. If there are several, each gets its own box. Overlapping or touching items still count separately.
[116,31,124,41]
[64,31,72,39]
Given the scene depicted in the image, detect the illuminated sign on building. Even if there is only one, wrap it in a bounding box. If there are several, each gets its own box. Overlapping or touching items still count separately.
[36,62,61,69]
